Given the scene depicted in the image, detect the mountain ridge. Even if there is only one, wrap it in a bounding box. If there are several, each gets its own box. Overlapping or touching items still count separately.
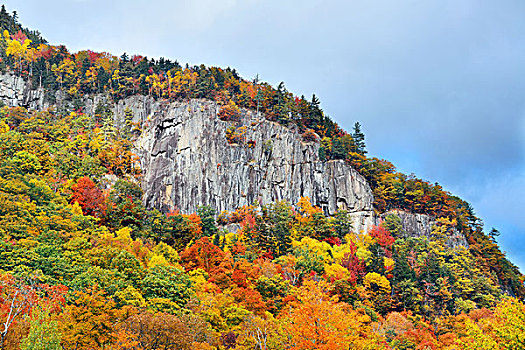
[0,7,524,349]
[0,71,469,248]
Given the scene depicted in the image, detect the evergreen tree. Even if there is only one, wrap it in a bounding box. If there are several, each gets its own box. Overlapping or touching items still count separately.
[489,227,500,243]
[123,107,134,137]
[307,94,323,130]
[333,209,353,239]
[212,232,221,247]
[331,137,346,159]
[197,205,218,237]
[352,121,367,155]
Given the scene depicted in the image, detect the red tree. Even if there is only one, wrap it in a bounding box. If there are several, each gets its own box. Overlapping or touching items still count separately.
[369,225,395,257]
[340,241,366,285]
[70,176,106,217]
[180,237,225,275]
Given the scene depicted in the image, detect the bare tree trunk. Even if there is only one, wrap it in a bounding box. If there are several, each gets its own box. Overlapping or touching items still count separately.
[0,333,6,350]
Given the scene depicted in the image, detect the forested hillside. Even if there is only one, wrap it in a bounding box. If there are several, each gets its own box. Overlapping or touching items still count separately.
[0,6,524,349]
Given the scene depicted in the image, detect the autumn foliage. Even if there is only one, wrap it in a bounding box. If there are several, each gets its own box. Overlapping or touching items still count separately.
[0,7,523,350]
[70,176,105,217]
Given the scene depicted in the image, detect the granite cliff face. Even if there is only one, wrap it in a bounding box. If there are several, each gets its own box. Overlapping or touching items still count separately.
[134,99,374,216]
[0,74,467,245]
[123,96,466,246]
[0,73,45,110]
[380,210,468,247]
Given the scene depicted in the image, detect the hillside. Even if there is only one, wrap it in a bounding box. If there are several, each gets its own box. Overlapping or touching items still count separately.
[0,6,524,350]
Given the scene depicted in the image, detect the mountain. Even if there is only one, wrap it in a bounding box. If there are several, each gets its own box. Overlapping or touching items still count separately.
[0,6,524,350]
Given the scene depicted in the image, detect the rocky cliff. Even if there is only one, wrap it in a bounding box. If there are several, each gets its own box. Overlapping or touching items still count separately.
[131,99,374,218]
[115,96,466,246]
[0,73,45,110]
[380,209,468,247]
[0,74,467,245]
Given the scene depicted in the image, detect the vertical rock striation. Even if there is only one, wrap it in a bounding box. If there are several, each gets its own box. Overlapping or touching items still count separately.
[134,99,375,217]
[0,73,45,110]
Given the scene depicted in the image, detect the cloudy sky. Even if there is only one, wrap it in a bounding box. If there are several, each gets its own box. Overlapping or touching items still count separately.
[7,0,525,270]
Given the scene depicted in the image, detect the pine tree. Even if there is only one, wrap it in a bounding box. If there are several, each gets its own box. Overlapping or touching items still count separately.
[352,121,367,155]
[489,227,500,243]
[197,205,218,237]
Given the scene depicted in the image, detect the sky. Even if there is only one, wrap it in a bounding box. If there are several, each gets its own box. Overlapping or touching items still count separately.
[6,0,525,271]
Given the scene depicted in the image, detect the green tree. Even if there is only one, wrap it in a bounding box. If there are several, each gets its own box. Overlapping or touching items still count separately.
[252,201,294,257]
[110,250,144,287]
[352,121,367,155]
[142,265,195,308]
[197,205,217,237]
[20,307,61,350]
[381,214,404,238]
[333,209,353,239]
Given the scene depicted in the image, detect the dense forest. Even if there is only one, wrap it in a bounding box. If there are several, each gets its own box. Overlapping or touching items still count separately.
[0,6,524,350]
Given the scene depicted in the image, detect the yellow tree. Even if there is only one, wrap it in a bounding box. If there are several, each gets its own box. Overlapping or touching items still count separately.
[453,298,525,349]
[84,67,99,92]
[145,73,166,98]
[59,287,123,349]
[492,297,525,348]
[454,314,499,350]
[235,313,284,350]
[3,30,31,76]
[281,279,383,349]
[51,58,78,94]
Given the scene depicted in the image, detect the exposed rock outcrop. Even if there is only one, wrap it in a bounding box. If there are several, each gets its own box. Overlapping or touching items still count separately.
[0,73,45,110]
[382,210,435,238]
[379,210,468,248]
[134,99,374,216]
